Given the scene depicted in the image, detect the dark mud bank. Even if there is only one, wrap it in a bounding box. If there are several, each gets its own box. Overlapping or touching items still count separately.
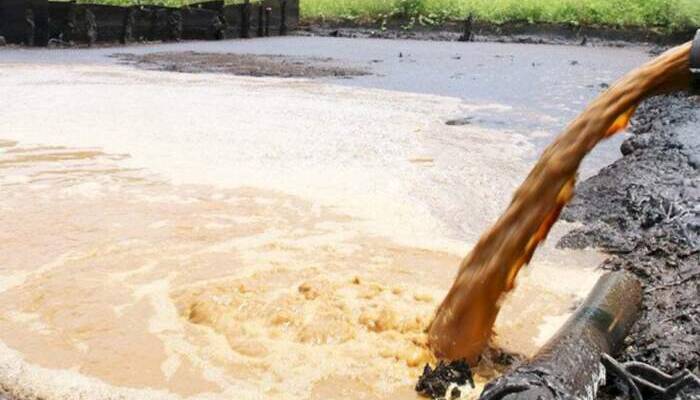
[296,21,697,47]
[114,51,369,78]
[559,93,700,396]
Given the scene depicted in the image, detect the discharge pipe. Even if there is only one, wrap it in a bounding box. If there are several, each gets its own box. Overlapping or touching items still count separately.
[480,272,642,400]
[479,271,641,400]
[478,31,700,400]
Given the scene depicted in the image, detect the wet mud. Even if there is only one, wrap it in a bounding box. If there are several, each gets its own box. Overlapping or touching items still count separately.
[296,25,599,49]
[114,51,369,78]
[296,20,695,47]
[559,93,700,397]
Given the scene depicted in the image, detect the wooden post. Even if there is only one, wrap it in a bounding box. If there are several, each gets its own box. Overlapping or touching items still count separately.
[458,13,474,42]
[121,6,136,44]
[24,7,34,45]
[85,7,96,46]
[239,0,250,38]
[167,9,182,41]
[279,0,287,36]
[28,0,47,46]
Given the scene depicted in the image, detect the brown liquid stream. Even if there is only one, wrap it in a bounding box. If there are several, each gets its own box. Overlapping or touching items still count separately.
[428,42,693,363]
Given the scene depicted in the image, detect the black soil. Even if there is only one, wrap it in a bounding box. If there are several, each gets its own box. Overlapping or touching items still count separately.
[114,51,369,78]
[416,360,475,399]
[558,93,700,397]
[416,348,523,399]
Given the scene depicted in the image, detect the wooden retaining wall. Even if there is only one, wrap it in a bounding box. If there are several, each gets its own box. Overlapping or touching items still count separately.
[0,0,298,46]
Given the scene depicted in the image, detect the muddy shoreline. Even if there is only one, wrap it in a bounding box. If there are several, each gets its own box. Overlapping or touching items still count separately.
[295,20,696,47]
[559,93,699,398]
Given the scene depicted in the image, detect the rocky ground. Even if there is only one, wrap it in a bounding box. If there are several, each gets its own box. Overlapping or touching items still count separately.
[559,93,700,398]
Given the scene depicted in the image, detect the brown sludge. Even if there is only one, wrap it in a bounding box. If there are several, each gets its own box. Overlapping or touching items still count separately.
[428,42,693,364]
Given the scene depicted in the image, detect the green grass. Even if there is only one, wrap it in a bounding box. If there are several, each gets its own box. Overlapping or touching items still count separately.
[301,0,700,31]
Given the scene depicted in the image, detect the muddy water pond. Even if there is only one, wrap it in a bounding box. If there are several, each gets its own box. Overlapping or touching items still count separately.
[0,37,649,399]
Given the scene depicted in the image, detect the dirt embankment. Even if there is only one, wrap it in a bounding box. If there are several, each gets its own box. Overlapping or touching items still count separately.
[295,21,697,47]
[558,93,699,396]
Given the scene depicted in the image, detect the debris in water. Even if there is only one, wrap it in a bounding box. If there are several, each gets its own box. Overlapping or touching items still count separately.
[415,360,475,399]
[445,117,473,126]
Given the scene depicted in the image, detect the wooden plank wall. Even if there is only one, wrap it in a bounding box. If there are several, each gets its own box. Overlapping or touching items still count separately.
[0,0,299,45]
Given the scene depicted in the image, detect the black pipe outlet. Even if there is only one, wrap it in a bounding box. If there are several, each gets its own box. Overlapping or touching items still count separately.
[480,271,642,400]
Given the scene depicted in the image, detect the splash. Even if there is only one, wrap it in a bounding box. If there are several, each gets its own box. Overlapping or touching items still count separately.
[428,42,693,363]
